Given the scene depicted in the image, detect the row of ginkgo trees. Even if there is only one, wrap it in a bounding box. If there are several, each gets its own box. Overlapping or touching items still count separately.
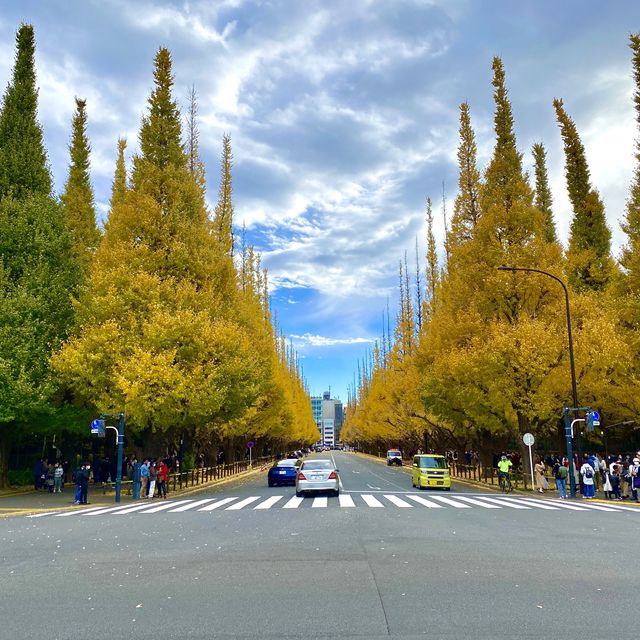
[343,37,640,463]
[0,25,317,487]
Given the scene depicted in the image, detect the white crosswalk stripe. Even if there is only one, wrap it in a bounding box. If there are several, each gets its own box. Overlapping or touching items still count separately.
[384,494,413,508]
[499,497,560,510]
[451,496,502,509]
[254,496,284,510]
[428,495,472,508]
[198,497,238,511]
[168,499,216,512]
[361,494,384,507]
[338,494,356,507]
[405,495,443,508]
[22,494,640,517]
[225,496,260,510]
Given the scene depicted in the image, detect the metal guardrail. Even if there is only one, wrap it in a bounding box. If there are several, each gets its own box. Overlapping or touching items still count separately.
[449,462,535,491]
[100,456,274,495]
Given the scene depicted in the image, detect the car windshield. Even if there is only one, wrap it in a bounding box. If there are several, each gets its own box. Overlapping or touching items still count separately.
[276,460,297,467]
[302,460,333,470]
[419,457,448,469]
[388,450,401,456]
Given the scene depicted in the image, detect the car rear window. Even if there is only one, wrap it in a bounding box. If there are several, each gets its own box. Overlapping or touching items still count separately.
[419,457,448,469]
[276,460,297,467]
[302,460,333,470]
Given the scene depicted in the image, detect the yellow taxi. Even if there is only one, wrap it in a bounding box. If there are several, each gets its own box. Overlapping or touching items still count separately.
[411,454,451,490]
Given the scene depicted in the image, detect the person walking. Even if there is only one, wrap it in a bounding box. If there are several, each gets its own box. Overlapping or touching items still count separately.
[610,465,622,500]
[580,458,596,499]
[534,458,546,494]
[602,467,613,499]
[156,460,168,499]
[140,459,149,499]
[53,463,64,493]
[147,461,157,498]
[553,459,568,498]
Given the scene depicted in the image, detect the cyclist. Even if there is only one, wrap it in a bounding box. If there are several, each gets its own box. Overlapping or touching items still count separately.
[497,454,512,491]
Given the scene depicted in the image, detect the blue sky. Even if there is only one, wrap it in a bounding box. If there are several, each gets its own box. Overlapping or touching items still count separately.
[1,0,639,401]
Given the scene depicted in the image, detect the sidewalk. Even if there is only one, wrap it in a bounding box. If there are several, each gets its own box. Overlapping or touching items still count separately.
[0,465,268,518]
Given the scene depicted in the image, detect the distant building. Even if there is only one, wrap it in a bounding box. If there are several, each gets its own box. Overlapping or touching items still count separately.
[311,391,343,446]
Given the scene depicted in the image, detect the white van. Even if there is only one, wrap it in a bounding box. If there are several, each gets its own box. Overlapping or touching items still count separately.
[386,449,402,466]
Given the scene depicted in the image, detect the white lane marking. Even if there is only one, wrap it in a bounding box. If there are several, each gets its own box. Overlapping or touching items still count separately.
[427,495,472,509]
[584,501,640,513]
[366,484,381,490]
[117,501,190,514]
[254,496,283,510]
[83,504,140,516]
[198,497,239,511]
[140,500,185,513]
[339,494,356,507]
[571,501,625,512]
[52,506,108,517]
[473,496,529,509]
[498,497,559,510]
[225,496,261,510]
[443,496,500,509]
[283,496,304,509]
[26,511,61,518]
[522,498,589,511]
[312,497,328,508]
[405,495,444,508]
[168,499,217,512]
[362,494,384,508]
[384,494,413,508]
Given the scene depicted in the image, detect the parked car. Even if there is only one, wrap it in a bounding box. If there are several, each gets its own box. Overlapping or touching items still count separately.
[386,449,402,466]
[295,459,339,497]
[268,459,299,487]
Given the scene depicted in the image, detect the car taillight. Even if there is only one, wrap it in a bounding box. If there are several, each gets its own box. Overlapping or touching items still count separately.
[328,471,337,479]
[297,472,306,480]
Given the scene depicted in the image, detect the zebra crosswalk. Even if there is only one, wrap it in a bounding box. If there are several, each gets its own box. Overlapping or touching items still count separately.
[25,493,640,518]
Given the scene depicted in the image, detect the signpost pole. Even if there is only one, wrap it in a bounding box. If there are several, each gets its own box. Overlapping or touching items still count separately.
[115,412,125,503]
[247,441,254,469]
[564,407,576,497]
[523,433,535,491]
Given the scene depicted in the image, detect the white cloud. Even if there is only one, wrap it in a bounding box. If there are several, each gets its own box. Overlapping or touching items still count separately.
[290,333,374,347]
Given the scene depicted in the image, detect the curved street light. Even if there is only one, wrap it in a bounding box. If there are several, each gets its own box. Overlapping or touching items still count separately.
[497,266,579,496]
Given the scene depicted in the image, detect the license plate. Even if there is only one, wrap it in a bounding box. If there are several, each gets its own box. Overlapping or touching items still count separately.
[278,470,286,475]
[311,475,322,480]
[436,481,443,485]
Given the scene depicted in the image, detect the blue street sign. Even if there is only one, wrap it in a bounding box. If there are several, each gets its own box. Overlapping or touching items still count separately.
[587,410,600,432]
[591,411,600,422]
[91,419,105,437]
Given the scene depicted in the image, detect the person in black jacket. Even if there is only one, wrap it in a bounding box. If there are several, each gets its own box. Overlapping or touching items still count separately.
[78,463,90,504]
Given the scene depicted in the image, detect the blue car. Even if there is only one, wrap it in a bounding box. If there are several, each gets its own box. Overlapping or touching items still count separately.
[268,459,299,487]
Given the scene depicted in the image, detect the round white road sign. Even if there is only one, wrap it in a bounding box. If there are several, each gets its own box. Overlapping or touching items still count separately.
[523,432,535,446]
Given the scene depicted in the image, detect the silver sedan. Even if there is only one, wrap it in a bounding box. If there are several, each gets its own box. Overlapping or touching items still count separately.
[295,459,340,497]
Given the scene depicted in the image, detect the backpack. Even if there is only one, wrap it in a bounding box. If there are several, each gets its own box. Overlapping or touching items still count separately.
[584,466,593,479]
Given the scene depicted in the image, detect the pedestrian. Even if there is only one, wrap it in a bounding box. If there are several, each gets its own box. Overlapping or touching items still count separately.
[140,459,149,499]
[534,458,546,493]
[73,464,82,504]
[553,459,569,498]
[602,468,613,499]
[156,459,168,499]
[45,463,55,493]
[610,465,622,501]
[580,458,596,499]
[34,458,45,491]
[587,453,600,492]
[147,461,157,498]
[632,458,640,503]
[132,457,141,500]
[53,463,64,493]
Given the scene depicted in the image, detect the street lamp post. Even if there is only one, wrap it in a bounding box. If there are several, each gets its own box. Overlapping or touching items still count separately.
[497,266,579,497]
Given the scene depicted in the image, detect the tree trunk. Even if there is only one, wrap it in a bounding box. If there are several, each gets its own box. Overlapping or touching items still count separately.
[0,424,11,489]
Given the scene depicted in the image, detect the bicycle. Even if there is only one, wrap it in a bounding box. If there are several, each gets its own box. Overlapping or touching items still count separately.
[498,472,513,493]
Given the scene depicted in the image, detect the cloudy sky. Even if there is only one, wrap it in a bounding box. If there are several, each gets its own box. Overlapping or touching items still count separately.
[1,0,639,402]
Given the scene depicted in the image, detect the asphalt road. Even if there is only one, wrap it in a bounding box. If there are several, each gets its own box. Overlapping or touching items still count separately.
[1,451,638,639]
